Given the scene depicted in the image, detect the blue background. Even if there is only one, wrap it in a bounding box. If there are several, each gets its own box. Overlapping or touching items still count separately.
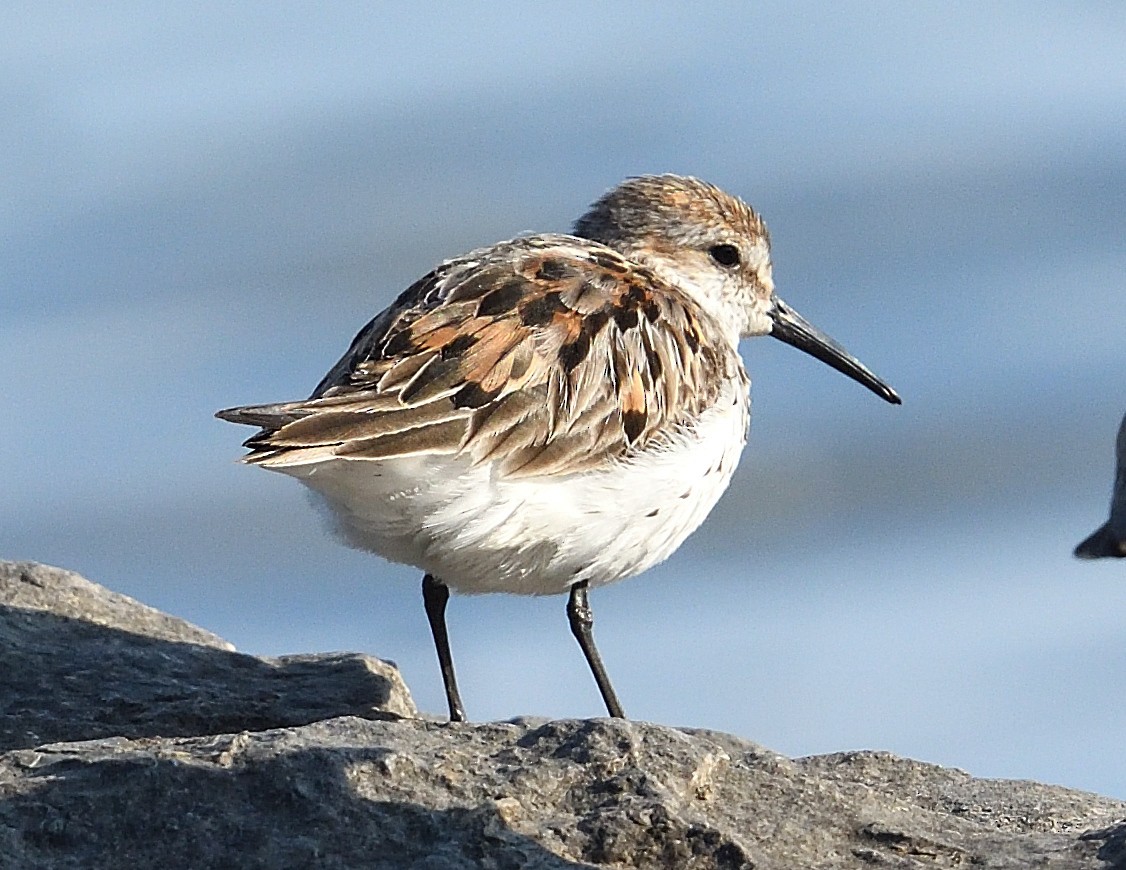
[4,4,1125,797]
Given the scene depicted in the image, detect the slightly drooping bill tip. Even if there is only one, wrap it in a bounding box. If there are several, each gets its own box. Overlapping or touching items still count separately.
[768,297,901,405]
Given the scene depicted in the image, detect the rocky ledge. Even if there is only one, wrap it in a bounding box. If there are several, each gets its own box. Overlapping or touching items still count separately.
[1,560,1123,869]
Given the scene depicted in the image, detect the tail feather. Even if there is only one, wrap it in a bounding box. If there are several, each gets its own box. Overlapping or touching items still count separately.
[215,402,315,429]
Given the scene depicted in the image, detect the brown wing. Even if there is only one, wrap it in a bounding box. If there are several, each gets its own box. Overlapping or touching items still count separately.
[216,235,742,477]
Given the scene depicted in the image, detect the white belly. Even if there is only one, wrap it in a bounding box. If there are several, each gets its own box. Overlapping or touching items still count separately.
[275,382,750,595]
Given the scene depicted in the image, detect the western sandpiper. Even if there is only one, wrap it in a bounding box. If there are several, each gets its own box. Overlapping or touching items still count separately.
[1075,411,1126,559]
[218,174,901,721]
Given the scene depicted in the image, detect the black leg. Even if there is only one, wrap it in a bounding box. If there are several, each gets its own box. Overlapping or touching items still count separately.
[422,574,466,722]
[567,580,626,718]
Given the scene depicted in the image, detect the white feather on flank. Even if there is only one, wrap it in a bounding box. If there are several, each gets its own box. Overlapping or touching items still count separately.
[274,377,748,595]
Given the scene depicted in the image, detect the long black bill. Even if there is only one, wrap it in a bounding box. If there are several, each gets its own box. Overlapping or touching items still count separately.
[769,297,901,405]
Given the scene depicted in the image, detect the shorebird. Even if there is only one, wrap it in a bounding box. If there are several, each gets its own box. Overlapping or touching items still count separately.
[1075,412,1126,559]
[217,174,901,721]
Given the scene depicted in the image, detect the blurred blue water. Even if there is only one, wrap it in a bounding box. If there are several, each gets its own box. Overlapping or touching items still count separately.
[4,3,1125,797]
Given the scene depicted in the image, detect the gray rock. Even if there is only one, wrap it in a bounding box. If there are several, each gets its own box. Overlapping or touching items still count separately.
[0,561,416,751]
[2,560,1124,869]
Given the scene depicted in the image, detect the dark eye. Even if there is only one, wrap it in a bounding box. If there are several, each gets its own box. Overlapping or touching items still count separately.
[708,244,741,268]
